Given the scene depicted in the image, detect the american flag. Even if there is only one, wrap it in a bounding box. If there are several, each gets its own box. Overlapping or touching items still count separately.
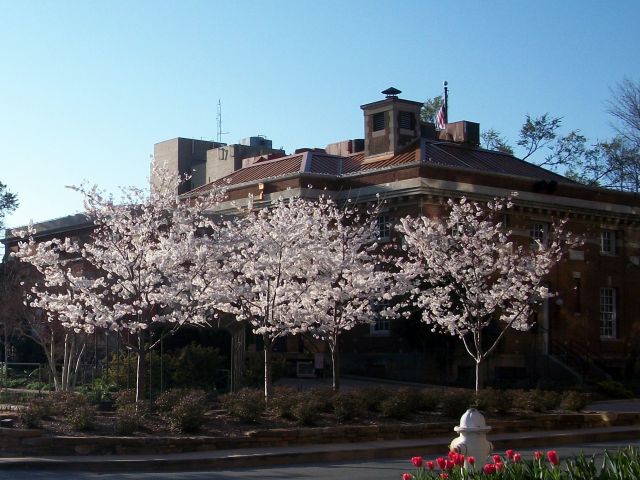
[435,100,446,130]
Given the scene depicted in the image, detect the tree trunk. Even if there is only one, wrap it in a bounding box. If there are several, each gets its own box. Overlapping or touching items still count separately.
[263,335,272,404]
[330,341,340,391]
[475,359,483,392]
[135,331,146,406]
[3,323,8,391]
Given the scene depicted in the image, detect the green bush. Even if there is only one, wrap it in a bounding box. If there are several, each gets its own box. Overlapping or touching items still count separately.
[354,387,390,413]
[292,399,321,426]
[115,403,144,435]
[154,389,189,413]
[20,397,53,428]
[219,388,265,423]
[270,387,300,420]
[439,390,473,418]
[307,388,335,413]
[476,388,513,414]
[165,343,224,391]
[560,390,591,411]
[380,393,412,419]
[596,380,634,399]
[420,389,442,412]
[67,404,96,431]
[332,392,366,423]
[166,390,208,433]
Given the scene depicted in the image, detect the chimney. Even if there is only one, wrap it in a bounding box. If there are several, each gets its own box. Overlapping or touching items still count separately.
[438,121,480,146]
[360,87,423,158]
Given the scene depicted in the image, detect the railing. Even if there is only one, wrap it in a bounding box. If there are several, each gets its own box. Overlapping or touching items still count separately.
[550,338,611,381]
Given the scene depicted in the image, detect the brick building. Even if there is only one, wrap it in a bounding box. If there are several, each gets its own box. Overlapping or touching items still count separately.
[4,89,640,387]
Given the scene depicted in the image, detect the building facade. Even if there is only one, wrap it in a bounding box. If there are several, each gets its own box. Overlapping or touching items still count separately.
[5,89,640,387]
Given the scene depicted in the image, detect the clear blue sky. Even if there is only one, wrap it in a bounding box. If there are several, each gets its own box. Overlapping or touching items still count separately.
[2,0,639,230]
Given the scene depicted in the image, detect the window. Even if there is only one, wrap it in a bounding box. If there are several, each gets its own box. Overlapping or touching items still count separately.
[600,230,616,255]
[398,111,414,130]
[530,222,548,247]
[370,299,390,335]
[574,277,581,314]
[376,214,391,241]
[373,112,385,132]
[599,287,616,338]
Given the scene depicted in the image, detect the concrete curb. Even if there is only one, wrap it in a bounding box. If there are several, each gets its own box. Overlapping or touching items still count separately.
[0,425,638,472]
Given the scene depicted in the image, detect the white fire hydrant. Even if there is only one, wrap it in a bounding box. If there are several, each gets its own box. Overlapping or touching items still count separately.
[449,408,493,467]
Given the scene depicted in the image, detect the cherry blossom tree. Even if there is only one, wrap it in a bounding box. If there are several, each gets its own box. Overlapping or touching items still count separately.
[15,161,227,403]
[395,195,577,391]
[220,195,324,403]
[303,198,392,391]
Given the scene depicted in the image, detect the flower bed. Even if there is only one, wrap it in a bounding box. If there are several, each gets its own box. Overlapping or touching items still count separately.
[402,447,640,479]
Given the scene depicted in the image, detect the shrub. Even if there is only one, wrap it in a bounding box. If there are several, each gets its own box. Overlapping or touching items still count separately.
[112,389,137,409]
[165,343,224,391]
[270,387,300,420]
[476,388,513,414]
[354,387,389,413]
[332,392,367,423]
[396,388,423,413]
[49,391,88,416]
[219,388,265,423]
[560,390,591,411]
[439,390,473,418]
[292,399,321,426]
[20,397,53,428]
[307,388,335,413]
[115,403,144,435]
[67,404,96,431]
[380,394,411,420]
[166,390,208,433]
[596,380,634,399]
[154,389,188,413]
[420,389,442,412]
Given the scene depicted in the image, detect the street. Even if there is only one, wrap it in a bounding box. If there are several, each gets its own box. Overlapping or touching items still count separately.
[1,440,638,480]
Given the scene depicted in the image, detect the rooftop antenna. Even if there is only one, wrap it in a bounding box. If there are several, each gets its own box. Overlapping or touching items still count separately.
[216,99,229,143]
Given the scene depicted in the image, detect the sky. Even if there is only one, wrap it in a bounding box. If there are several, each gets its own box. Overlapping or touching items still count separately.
[1,0,639,232]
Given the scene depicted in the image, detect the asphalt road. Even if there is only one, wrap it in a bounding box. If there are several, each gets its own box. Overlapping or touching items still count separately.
[2,440,639,480]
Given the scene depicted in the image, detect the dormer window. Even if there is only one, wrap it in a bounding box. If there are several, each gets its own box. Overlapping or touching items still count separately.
[373,112,385,132]
[398,111,415,130]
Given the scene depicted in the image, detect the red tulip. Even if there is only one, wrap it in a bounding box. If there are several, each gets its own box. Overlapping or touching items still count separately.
[402,473,413,480]
[547,450,559,466]
[445,460,454,470]
[439,474,448,479]
[436,457,446,470]
[534,451,544,461]
[513,453,522,464]
[411,456,423,468]
[453,453,465,466]
[426,461,435,471]
[495,461,505,472]
[493,454,502,463]
[483,463,497,475]
[448,450,457,460]
[506,449,514,460]
[467,456,475,466]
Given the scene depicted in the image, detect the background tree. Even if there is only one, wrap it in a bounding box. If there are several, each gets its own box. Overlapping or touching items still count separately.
[608,78,640,148]
[481,129,514,154]
[421,95,443,123]
[15,162,226,403]
[303,198,391,391]
[395,196,576,391]
[221,196,323,403]
[0,181,17,231]
[12,231,90,390]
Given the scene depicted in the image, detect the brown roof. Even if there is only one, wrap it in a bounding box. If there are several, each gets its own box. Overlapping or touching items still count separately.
[423,141,570,183]
[190,140,572,194]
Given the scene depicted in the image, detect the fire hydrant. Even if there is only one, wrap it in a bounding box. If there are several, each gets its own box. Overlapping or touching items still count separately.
[449,408,493,467]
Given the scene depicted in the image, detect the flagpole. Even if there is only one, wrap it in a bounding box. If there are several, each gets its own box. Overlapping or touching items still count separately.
[443,81,448,124]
